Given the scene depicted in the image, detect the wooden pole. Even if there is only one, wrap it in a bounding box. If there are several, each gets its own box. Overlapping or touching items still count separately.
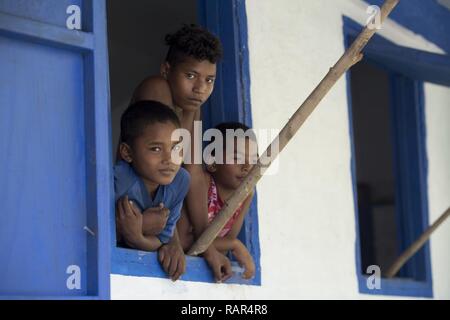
[385,207,450,278]
[188,0,400,256]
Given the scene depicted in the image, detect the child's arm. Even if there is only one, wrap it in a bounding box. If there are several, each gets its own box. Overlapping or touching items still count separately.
[182,109,209,238]
[156,212,186,281]
[213,191,254,252]
[141,203,169,236]
[158,228,185,282]
[155,169,190,281]
[179,108,198,136]
[213,192,256,279]
[183,166,233,282]
[184,165,211,239]
[116,196,163,251]
[126,235,163,252]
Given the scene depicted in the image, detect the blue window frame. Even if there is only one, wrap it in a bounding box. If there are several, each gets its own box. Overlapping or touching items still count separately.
[111,0,261,286]
[344,16,450,297]
[0,0,111,299]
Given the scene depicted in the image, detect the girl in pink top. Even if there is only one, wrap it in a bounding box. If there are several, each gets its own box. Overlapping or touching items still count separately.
[178,122,257,280]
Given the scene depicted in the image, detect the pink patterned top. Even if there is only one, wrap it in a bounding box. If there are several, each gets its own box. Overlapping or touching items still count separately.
[207,177,246,237]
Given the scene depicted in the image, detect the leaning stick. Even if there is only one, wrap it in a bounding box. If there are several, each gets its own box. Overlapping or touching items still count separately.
[385,207,450,278]
[188,0,400,256]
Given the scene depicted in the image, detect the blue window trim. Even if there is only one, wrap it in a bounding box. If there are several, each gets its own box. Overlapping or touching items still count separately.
[0,11,94,51]
[111,0,261,286]
[342,16,450,297]
[0,0,112,299]
[366,0,450,54]
[87,0,112,300]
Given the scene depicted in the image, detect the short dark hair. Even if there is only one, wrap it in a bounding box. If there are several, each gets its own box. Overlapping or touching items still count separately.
[207,122,257,156]
[165,24,223,65]
[120,100,180,146]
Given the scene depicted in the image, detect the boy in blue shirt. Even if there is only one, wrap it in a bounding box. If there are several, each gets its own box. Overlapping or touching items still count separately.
[115,100,190,281]
[132,24,234,282]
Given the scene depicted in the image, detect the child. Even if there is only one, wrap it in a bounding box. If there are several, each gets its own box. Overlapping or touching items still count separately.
[132,24,222,131]
[131,24,234,282]
[178,122,258,280]
[115,100,190,281]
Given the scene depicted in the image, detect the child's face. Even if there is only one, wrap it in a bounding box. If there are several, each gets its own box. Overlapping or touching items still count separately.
[165,56,216,112]
[211,138,258,191]
[125,121,183,188]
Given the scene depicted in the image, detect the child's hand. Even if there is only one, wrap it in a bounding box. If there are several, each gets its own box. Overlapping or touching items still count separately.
[116,196,144,246]
[158,240,186,282]
[142,203,170,236]
[203,246,233,283]
[232,241,255,280]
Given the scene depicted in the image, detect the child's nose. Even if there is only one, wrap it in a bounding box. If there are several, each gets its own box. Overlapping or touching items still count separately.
[193,79,207,94]
[162,149,172,163]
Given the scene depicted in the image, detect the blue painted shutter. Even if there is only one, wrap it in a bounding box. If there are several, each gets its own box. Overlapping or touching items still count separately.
[364,43,450,86]
[0,0,111,298]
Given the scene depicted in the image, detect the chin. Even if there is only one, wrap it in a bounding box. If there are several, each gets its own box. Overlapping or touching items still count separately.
[157,175,176,186]
[181,104,200,112]
[231,181,242,190]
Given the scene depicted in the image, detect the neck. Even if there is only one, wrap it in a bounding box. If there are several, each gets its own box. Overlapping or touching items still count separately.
[143,179,159,199]
[214,180,235,202]
[179,109,197,132]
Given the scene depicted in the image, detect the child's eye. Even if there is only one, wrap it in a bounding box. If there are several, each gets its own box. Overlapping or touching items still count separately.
[186,73,195,79]
[206,78,215,84]
[150,147,162,152]
[172,144,182,152]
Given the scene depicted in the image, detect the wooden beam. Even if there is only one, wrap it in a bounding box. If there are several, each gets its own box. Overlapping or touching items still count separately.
[385,207,450,278]
[188,0,401,256]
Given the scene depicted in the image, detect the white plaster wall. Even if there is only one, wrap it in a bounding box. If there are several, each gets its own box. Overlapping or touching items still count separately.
[111,0,449,299]
[424,82,450,299]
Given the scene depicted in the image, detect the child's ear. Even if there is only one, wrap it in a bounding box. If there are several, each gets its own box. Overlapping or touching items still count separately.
[160,62,170,79]
[119,142,133,163]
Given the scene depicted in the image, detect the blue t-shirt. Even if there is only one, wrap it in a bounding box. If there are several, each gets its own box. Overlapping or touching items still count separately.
[114,160,190,244]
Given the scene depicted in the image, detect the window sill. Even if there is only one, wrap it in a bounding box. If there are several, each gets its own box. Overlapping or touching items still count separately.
[111,247,261,286]
[358,275,433,298]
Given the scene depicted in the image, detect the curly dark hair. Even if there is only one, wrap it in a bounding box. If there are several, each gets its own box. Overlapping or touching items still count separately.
[165,24,223,65]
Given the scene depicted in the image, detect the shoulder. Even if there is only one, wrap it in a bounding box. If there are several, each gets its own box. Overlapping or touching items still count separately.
[164,167,190,201]
[136,76,170,92]
[184,164,210,188]
[131,76,173,107]
[114,161,139,200]
[172,167,191,190]
[114,160,134,182]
